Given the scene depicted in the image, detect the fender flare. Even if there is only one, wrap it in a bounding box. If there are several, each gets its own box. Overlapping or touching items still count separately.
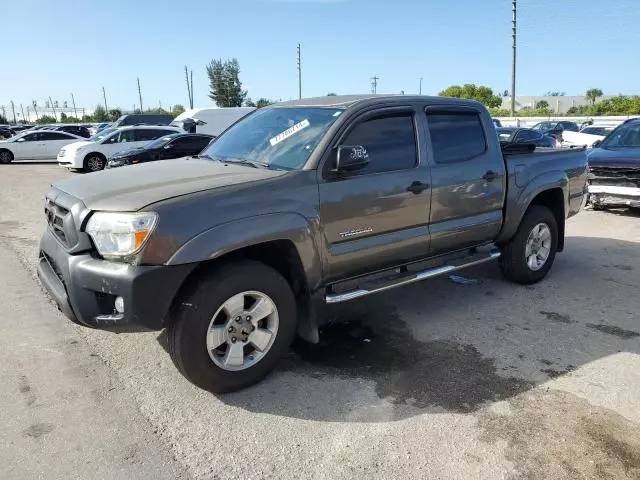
[497,170,568,244]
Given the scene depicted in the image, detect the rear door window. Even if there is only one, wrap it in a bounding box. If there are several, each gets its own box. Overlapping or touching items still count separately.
[426,112,486,163]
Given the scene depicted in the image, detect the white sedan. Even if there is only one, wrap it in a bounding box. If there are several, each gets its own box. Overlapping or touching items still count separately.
[561,125,616,148]
[0,130,84,163]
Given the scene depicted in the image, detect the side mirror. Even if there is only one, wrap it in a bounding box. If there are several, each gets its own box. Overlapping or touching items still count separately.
[592,139,602,148]
[335,145,369,172]
[16,138,25,142]
[163,144,173,149]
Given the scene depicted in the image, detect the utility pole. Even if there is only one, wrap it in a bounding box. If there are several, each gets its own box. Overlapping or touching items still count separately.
[419,77,423,95]
[102,86,108,113]
[32,101,39,120]
[296,43,302,99]
[185,65,194,109]
[190,70,194,108]
[71,93,78,119]
[370,76,379,94]
[511,0,517,116]
[49,96,57,120]
[20,104,26,123]
[10,101,16,124]
[1,105,6,122]
[137,77,144,112]
[26,106,31,122]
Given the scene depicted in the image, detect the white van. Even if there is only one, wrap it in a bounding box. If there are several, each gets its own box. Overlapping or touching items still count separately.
[171,107,255,137]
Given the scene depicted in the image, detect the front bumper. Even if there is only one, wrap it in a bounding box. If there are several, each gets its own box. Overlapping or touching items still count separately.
[587,185,640,208]
[37,228,194,332]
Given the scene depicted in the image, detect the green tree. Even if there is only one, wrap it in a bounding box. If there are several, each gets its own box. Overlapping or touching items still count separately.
[36,115,57,124]
[535,100,550,109]
[108,109,122,121]
[206,58,247,107]
[244,98,256,107]
[585,88,603,105]
[255,98,273,108]
[171,104,186,116]
[327,92,337,96]
[60,112,68,122]
[0,113,8,124]
[438,84,503,108]
[92,104,109,122]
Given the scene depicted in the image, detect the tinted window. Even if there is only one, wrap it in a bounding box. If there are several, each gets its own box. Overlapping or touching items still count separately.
[601,123,640,148]
[170,136,212,153]
[515,130,541,142]
[20,133,41,142]
[427,112,486,163]
[133,129,165,141]
[339,114,417,174]
[561,122,578,132]
[582,127,613,136]
[39,132,71,140]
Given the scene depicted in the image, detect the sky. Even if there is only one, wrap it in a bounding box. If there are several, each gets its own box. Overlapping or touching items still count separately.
[1,0,639,115]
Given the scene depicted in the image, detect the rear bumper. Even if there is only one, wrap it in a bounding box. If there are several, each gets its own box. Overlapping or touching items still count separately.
[37,228,194,332]
[588,185,640,207]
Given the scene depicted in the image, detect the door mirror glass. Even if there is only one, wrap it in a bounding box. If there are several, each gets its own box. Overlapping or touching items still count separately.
[592,139,602,148]
[335,145,369,172]
[164,143,173,149]
[16,137,25,142]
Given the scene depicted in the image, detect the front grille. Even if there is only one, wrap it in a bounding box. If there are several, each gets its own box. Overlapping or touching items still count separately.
[45,200,74,248]
[589,167,640,188]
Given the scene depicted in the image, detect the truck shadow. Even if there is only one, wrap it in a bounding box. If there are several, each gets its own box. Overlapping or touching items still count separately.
[163,235,640,422]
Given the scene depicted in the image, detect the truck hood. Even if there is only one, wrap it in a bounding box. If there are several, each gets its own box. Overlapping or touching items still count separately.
[587,148,640,169]
[53,158,286,211]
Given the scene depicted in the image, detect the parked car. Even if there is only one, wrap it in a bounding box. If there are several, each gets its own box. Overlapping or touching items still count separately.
[112,114,173,128]
[58,125,184,172]
[56,125,91,138]
[587,119,640,209]
[0,127,16,139]
[497,127,556,148]
[531,121,579,140]
[36,95,588,393]
[171,107,255,136]
[562,125,616,148]
[10,125,33,132]
[0,130,84,163]
[89,122,112,136]
[106,133,214,169]
[492,118,502,128]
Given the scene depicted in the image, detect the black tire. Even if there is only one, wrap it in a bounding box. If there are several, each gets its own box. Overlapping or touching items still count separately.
[500,205,558,284]
[83,153,106,172]
[0,149,13,164]
[167,260,297,393]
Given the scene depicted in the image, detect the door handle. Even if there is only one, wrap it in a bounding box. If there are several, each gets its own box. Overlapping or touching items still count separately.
[482,170,498,182]
[407,181,429,194]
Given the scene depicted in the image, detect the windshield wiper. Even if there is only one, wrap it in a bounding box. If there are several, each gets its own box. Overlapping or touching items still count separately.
[224,158,271,169]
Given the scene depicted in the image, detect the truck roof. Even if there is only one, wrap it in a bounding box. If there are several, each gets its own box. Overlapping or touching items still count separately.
[275,94,483,109]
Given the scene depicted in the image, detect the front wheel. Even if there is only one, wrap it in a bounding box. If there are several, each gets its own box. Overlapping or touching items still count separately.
[500,205,558,284]
[83,153,106,172]
[0,149,13,164]
[167,261,297,393]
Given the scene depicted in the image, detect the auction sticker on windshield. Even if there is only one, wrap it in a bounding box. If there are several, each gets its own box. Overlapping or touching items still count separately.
[269,119,310,146]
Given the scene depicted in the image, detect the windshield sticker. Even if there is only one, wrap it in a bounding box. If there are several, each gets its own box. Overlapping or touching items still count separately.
[269,119,310,146]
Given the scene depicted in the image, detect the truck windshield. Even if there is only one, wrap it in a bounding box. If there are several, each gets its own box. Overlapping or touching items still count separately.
[600,123,640,149]
[201,107,342,170]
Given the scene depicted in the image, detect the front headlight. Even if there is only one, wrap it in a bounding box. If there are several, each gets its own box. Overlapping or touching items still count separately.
[85,212,157,258]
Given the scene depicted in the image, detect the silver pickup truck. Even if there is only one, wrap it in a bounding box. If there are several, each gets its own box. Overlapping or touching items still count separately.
[37,95,588,392]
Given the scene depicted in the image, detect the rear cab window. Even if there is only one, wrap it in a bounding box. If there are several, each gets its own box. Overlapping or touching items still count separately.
[426,111,486,163]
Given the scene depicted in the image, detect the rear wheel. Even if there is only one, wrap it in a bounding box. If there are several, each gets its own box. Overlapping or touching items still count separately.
[167,260,297,393]
[83,153,106,172]
[0,149,13,164]
[500,205,558,284]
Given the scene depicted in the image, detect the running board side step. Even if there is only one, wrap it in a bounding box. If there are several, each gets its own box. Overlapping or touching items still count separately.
[324,250,501,304]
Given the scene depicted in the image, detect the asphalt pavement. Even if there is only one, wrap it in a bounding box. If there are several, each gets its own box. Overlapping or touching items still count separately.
[1,163,639,479]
